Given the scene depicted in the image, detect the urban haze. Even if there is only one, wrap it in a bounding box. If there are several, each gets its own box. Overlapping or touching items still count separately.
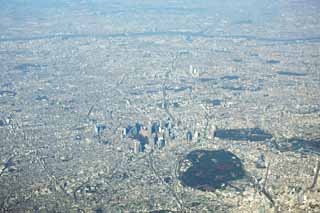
[0,0,320,212]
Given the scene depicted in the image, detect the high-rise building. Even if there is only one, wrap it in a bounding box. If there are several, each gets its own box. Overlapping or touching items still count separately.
[152,132,158,145]
[189,65,193,74]
[186,131,192,142]
[133,140,140,154]
[122,127,127,138]
[151,122,159,134]
[212,125,217,139]
[194,131,201,142]
[158,137,165,149]
[95,124,106,136]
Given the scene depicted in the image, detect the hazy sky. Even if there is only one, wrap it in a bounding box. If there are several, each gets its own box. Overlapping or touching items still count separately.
[0,0,319,39]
